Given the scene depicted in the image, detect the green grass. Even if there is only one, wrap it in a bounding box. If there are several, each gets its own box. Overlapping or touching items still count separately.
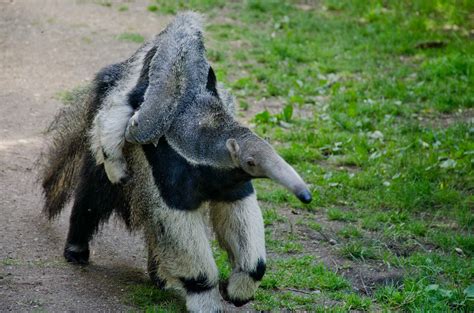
[339,241,379,261]
[118,4,128,12]
[147,5,158,12]
[128,284,185,312]
[261,256,349,291]
[338,225,362,239]
[94,0,112,8]
[150,0,225,14]
[54,85,89,105]
[327,208,356,221]
[132,0,473,311]
[116,32,145,43]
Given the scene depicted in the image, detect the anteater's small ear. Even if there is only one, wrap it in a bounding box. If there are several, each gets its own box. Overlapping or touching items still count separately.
[226,138,240,166]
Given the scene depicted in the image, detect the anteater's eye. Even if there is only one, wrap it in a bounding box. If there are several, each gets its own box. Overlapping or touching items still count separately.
[246,158,256,167]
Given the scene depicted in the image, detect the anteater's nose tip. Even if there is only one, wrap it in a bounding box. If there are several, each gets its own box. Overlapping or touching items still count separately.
[297,189,312,204]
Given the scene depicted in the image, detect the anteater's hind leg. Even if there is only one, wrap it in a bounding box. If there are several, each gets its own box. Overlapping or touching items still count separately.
[147,246,166,289]
[64,153,129,264]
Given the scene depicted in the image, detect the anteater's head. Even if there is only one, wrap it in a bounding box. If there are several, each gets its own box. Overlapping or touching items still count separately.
[226,135,312,204]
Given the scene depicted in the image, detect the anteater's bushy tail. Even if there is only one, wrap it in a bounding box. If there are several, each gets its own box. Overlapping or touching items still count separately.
[39,86,93,219]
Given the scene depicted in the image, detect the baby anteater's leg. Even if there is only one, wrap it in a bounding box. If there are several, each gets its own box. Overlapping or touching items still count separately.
[90,104,133,184]
[150,208,222,312]
[209,193,266,306]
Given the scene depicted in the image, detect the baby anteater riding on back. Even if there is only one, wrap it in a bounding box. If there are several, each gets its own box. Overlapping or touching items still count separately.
[40,12,312,312]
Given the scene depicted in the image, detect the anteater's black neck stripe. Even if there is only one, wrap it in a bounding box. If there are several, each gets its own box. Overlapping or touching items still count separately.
[142,138,253,211]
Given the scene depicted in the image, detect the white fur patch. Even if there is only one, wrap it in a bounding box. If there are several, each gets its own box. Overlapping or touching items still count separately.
[89,44,153,183]
[186,288,222,313]
[150,206,219,289]
[227,271,259,301]
[210,193,266,301]
[210,193,266,270]
[103,158,128,183]
[65,244,87,253]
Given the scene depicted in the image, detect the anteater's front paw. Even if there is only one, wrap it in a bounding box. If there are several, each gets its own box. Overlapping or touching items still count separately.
[219,281,252,307]
[103,159,129,184]
[64,245,90,265]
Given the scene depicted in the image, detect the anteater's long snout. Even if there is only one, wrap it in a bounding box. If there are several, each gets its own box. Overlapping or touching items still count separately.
[262,155,312,204]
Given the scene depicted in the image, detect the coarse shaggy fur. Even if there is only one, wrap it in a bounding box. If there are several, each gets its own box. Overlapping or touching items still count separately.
[40,86,95,220]
[38,12,310,312]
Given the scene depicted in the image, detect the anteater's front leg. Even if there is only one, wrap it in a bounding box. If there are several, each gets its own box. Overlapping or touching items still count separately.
[149,207,222,312]
[210,193,266,306]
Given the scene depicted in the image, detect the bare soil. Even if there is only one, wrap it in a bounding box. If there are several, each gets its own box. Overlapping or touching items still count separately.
[0,1,170,311]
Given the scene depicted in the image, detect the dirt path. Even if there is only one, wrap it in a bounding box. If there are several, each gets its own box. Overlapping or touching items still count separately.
[0,1,170,311]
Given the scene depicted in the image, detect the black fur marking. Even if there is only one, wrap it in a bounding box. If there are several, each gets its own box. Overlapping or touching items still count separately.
[64,246,90,265]
[128,46,157,110]
[102,148,109,160]
[143,140,254,211]
[141,46,158,81]
[65,153,131,256]
[128,83,148,111]
[88,63,125,121]
[221,259,265,306]
[94,63,125,104]
[249,258,266,281]
[206,66,218,97]
[149,270,167,289]
[180,274,215,294]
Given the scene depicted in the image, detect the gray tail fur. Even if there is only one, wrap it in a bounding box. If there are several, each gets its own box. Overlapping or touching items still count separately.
[39,86,93,219]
